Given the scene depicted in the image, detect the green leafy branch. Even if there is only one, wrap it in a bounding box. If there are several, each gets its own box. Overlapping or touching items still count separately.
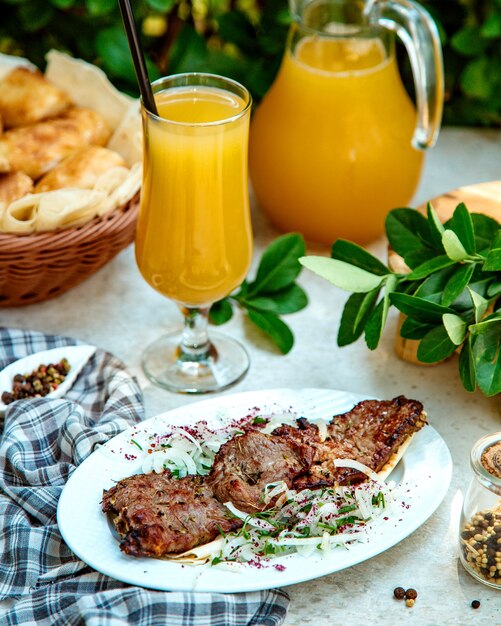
[300,203,501,397]
[210,233,308,354]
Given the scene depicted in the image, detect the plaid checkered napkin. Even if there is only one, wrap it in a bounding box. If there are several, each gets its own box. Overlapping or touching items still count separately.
[0,328,290,626]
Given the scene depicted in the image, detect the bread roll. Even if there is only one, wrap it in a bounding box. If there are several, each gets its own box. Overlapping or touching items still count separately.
[0,171,33,206]
[0,67,71,128]
[0,107,112,179]
[35,145,126,192]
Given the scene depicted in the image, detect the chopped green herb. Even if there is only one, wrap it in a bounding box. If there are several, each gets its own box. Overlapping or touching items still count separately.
[372,492,386,507]
[253,416,269,425]
[338,504,357,514]
[130,439,143,450]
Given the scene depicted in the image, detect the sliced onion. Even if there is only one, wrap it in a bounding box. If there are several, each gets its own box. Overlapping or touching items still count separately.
[311,419,328,441]
[224,502,276,531]
[333,458,385,485]
[160,448,198,474]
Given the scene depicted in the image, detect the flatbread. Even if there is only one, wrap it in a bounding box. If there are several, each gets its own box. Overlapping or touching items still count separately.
[1,188,107,233]
[94,162,141,217]
[45,50,134,131]
[35,146,126,192]
[0,67,71,128]
[377,421,423,480]
[107,101,142,168]
[0,107,112,179]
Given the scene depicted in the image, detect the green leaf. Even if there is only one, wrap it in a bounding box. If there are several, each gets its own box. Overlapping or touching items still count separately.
[483,230,501,271]
[244,284,308,314]
[96,27,139,82]
[168,24,209,73]
[331,240,389,276]
[86,0,115,15]
[364,299,385,350]
[218,11,259,55]
[364,275,397,350]
[426,203,446,251]
[147,0,176,11]
[209,299,233,325]
[471,214,500,253]
[460,57,494,100]
[449,203,476,254]
[385,209,435,268]
[417,326,457,363]
[390,293,454,324]
[481,12,501,38]
[487,281,501,298]
[463,275,493,302]
[337,288,380,346]
[441,263,475,306]
[414,266,456,303]
[468,287,490,323]
[246,310,294,354]
[406,255,455,281]
[472,323,501,396]
[459,337,476,393]
[400,317,435,340]
[299,257,384,293]
[442,230,469,261]
[19,1,54,30]
[451,26,487,57]
[443,313,467,345]
[50,0,75,7]
[249,233,305,295]
[469,314,501,336]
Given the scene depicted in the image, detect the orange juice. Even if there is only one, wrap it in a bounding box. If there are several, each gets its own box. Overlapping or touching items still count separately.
[136,86,252,306]
[249,37,424,244]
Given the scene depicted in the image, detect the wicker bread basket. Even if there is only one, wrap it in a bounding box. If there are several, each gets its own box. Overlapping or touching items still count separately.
[0,194,139,307]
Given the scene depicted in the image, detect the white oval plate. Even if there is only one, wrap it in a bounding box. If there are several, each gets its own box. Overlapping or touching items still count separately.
[57,388,452,593]
[0,344,96,412]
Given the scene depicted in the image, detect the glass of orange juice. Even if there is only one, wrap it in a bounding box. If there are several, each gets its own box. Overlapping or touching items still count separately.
[136,73,253,393]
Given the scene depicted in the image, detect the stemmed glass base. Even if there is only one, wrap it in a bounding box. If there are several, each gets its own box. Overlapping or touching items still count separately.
[141,307,249,394]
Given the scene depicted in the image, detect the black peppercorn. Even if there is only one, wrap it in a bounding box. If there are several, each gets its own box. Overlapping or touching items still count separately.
[393,587,405,600]
[471,600,480,609]
[405,588,418,600]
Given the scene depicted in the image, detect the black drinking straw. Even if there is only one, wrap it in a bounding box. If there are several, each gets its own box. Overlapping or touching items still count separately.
[118,0,158,116]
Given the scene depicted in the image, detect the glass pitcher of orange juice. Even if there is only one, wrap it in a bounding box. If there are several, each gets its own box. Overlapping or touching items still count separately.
[249,0,443,245]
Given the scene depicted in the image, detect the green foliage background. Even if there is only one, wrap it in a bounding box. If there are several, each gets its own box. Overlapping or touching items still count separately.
[0,0,500,126]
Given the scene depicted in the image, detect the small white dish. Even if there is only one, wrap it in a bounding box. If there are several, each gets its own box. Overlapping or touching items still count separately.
[0,344,96,412]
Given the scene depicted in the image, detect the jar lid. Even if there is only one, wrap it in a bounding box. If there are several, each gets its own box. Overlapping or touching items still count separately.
[471,432,501,495]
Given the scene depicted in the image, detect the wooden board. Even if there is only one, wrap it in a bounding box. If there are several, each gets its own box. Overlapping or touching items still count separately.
[391,181,501,364]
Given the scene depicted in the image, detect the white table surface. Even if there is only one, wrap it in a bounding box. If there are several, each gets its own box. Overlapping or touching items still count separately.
[1,127,500,625]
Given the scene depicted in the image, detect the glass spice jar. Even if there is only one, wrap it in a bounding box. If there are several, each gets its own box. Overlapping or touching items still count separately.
[459,432,501,590]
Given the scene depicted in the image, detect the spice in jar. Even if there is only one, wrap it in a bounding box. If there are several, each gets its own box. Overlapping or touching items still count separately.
[459,433,501,590]
[460,504,501,585]
[1,358,71,405]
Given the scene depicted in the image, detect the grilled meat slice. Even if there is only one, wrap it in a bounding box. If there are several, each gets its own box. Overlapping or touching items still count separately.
[272,417,322,445]
[292,396,427,489]
[207,429,314,513]
[102,470,242,557]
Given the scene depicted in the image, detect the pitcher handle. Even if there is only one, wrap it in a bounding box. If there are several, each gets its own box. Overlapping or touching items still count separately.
[366,0,444,149]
